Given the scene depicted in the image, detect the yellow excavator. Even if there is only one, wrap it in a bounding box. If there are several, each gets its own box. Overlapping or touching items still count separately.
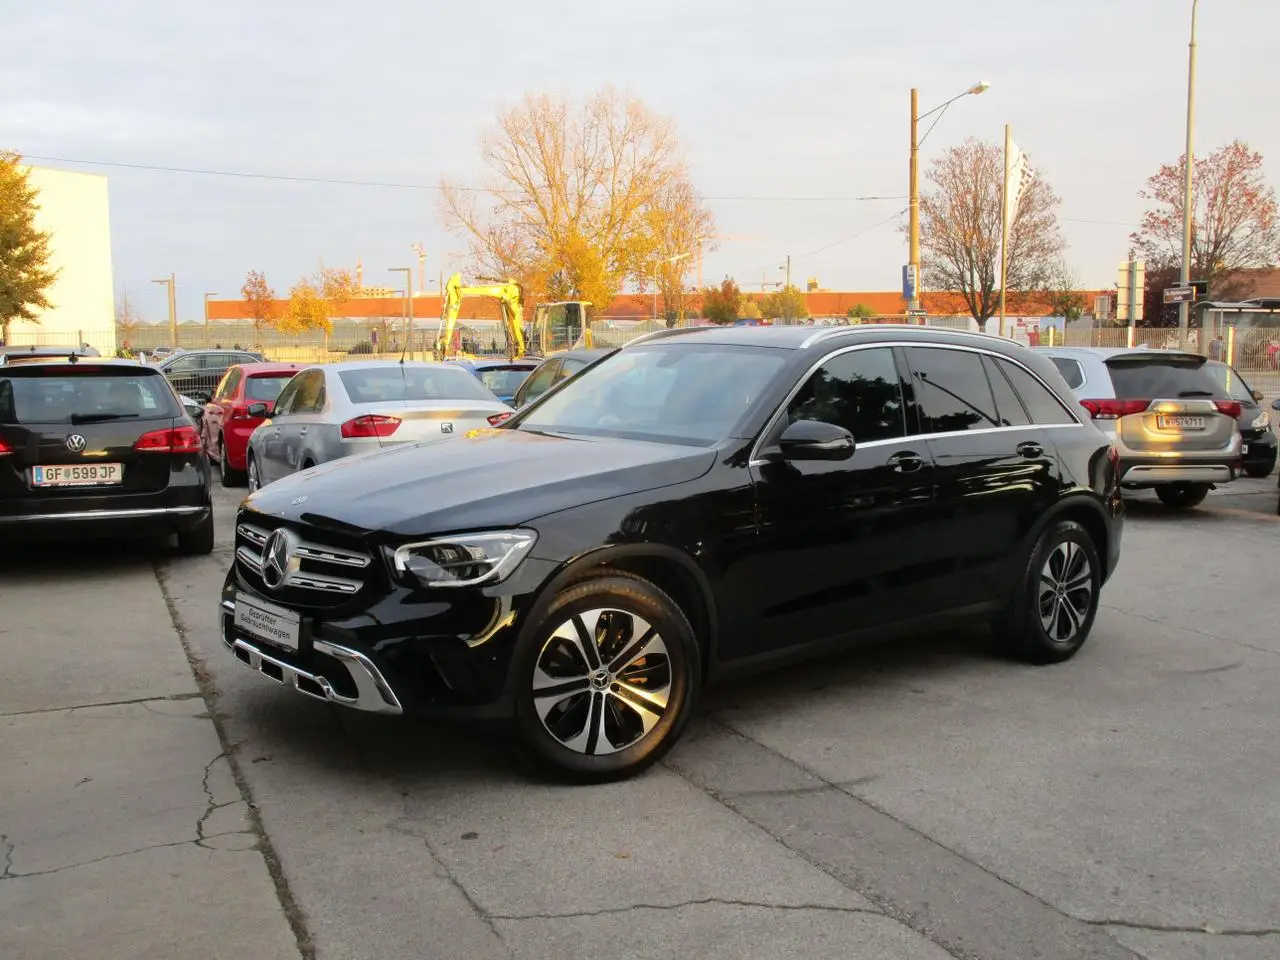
[434,273,592,361]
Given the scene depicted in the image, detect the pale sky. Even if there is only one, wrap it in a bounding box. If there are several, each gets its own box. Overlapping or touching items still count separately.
[4,0,1277,321]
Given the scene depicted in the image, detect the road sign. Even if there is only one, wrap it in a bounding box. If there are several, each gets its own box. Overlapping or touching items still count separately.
[905,309,927,318]
[1163,286,1194,304]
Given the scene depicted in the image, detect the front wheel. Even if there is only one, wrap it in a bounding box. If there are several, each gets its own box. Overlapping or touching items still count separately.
[1155,483,1210,509]
[219,437,245,487]
[996,520,1101,665]
[512,571,701,783]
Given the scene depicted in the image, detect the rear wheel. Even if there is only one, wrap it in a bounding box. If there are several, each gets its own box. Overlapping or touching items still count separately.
[177,511,215,556]
[246,453,261,493]
[512,571,700,783]
[219,436,245,487]
[1155,483,1210,509]
[996,519,1101,665]
[1244,449,1276,479]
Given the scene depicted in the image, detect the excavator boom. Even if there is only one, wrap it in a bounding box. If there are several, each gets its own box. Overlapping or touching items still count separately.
[436,273,526,361]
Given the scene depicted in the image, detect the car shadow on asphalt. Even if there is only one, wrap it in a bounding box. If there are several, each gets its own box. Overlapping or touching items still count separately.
[228,625,1002,789]
[0,535,178,578]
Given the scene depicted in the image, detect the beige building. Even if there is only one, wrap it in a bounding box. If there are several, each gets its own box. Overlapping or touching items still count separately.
[8,166,115,354]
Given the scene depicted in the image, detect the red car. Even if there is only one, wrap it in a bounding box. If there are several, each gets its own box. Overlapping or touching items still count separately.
[201,362,302,487]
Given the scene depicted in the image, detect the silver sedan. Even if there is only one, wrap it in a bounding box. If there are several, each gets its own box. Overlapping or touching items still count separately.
[245,361,512,491]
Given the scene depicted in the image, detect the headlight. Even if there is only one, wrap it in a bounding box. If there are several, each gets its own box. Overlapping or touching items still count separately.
[391,530,537,588]
[1250,410,1270,430]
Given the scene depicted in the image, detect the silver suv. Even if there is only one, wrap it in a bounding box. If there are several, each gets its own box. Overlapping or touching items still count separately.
[1038,347,1242,509]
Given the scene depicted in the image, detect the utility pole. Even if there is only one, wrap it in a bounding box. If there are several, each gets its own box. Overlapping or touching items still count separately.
[1179,0,1200,349]
[908,87,921,315]
[203,292,217,343]
[389,267,413,353]
[153,274,177,348]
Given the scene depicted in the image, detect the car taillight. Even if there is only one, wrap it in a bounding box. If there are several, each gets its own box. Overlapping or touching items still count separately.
[134,425,202,453]
[0,437,12,456]
[1080,399,1151,420]
[487,412,513,426]
[341,415,401,439]
[1213,400,1242,418]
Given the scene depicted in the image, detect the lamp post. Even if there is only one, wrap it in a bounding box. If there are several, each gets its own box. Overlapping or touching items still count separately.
[203,292,217,343]
[411,243,427,292]
[153,274,177,348]
[1178,0,1200,348]
[907,81,990,314]
[388,267,413,356]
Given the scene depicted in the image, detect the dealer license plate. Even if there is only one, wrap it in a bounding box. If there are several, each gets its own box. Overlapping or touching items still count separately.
[233,593,301,651]
[1156,415,1206,430]
[1242,443,1250,455]
[32,463,123,486]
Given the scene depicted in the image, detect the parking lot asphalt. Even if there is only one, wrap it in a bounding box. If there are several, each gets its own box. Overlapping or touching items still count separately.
[4,474,1280,960]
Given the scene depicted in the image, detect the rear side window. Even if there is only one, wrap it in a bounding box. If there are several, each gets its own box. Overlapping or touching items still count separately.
[1049,357,1085,390]
[245,375,295,402]
[0,368,179,424]
[996,358,1078,425]
[338,366,495,404]
[980,355,1030,427]
[477,367,533,396]
[215,368,242,400]
[1104,356,1222,401]
[905,347,1000,434]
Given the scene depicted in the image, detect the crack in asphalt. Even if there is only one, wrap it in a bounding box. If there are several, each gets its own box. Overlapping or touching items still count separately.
[490,897,884,922]
[153,560,316,960]
[1101,604,1280,659]
[0,837,259,881]
[1,834,13,878]
[195,752,246,848]
[1091,918,1280,939]
[0,692,205,719]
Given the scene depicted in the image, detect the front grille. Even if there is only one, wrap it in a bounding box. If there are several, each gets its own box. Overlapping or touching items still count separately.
[235,518,375,609]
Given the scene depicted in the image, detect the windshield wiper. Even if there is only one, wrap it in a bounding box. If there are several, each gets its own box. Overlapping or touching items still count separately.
[70,412,141,424]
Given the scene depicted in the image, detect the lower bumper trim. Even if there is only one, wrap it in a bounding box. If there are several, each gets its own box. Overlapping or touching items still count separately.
[0,505,207,524]
[1121,463,1235,484]
[220,599,403,715]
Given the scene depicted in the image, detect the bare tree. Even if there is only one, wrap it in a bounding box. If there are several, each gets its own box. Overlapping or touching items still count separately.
[918,138,1065,323]
[440,86,715,313]
[1131,140,1280,299]
[115,287,142,350]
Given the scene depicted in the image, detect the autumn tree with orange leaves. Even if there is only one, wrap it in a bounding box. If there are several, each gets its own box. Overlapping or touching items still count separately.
[240,270,277,342]
[439,87,715,315]
[1131,140,1280,302]
[917,138,1066,323]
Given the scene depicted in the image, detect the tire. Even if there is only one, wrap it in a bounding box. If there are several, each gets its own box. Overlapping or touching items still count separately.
[1244,453,1276,479]
[996,520,1102,665]
[219,437,245,487]
[177,511,215,556]
[511,570,701,783]
[1155,483,1210,509]
[246,453,262,493]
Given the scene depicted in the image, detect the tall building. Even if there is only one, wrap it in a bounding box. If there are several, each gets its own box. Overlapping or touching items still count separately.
[8,166,115,353]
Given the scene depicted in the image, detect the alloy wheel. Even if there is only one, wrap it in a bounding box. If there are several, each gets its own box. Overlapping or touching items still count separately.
[247,457,260,492]
[532,608,672,756]
[1038,541,1093,643]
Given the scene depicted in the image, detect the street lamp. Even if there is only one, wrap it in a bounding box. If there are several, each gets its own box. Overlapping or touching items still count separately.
[152,274,177,348]
[1179,0,1200,347]
[388,267,413,356]
[907,81,989,315]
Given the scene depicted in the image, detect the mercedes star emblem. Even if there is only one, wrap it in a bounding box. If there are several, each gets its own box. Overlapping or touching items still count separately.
[260,529,293,590]
[65,434,87,453]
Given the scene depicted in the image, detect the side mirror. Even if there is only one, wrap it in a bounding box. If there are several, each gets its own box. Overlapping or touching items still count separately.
[777,420,855,462]
[246,402,270,418]
[1252,389,1264,402]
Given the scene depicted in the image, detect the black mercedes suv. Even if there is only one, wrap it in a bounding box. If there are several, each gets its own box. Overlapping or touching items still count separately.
[221,325,1123,781]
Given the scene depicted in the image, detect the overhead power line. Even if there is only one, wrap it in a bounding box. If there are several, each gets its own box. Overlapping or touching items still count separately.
[20,154,907,204]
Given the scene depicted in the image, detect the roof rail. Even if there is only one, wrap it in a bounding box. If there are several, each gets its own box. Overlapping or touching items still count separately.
[622,326,706,349]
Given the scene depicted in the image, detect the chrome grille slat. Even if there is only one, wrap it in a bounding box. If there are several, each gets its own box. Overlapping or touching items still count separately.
[235,519,372,598]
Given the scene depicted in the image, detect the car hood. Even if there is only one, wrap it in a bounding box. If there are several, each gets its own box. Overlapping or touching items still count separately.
[243,428,716,537]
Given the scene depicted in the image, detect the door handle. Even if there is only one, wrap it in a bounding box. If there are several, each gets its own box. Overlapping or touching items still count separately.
[886,451,925,473]
[1016,441,1043,459]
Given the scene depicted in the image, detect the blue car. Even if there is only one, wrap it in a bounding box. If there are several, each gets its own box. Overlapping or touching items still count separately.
[445,358,541,406]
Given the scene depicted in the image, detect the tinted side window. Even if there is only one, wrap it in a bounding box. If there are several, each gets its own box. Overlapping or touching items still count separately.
[905,347,999,434]
[519,361,561,404]
[558,358,588,380]
[980,355,1030,427]
[215,368,242,400]
[166,355,202,375]
[1049,357,1085,390]
[785,347,905,443]
[997,359,1077,425]
[273,377,303,416]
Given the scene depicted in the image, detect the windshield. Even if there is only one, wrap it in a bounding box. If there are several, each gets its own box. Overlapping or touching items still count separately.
[478,367,535,396]
[245,374,295,402]
[339,365,496,404]
[0,369,179,424]
[515,343,789,445]
[1204,360,1256,403]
